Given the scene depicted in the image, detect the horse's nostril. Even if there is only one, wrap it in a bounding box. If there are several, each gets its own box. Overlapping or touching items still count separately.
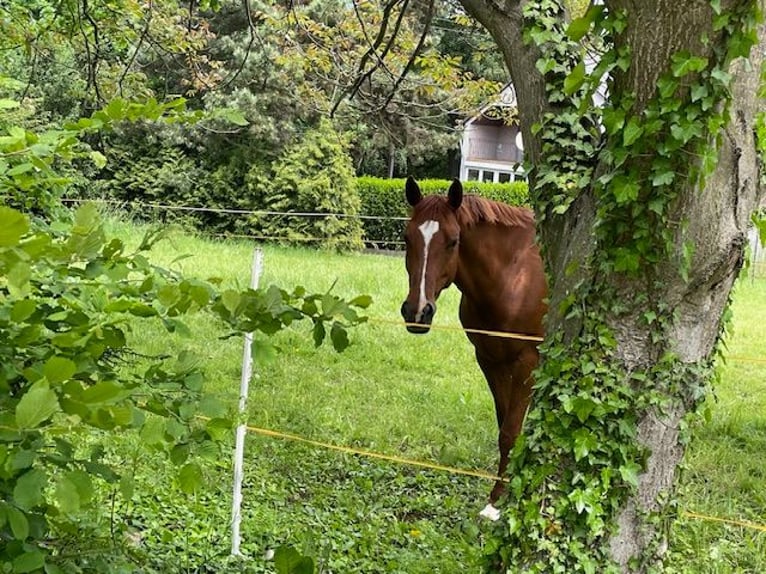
[400,301,410,320]
[422,302,436,321]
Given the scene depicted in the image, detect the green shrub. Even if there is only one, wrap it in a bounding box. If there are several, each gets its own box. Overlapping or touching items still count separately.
[251,119,363,250]
[357,177,529,249]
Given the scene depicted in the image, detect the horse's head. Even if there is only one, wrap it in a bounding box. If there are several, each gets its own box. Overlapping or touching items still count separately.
[400,176,463,334]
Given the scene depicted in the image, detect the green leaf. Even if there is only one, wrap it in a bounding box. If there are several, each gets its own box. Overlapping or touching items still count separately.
[671,54,708,77]
[178,462,203,494]
[16,380,60,429]
[11,299,37,323]
[43,356,77,385]
[219,108,249,126]
[563,60,586,96]
[55,474,81,513]
[120,474,135,501]
[80,381,125,403]
[330,323,350,352]
[622,117,644,147]
[0,207,29,246]
[12,549,45,573]
[619,462,642,488]
[348,294,373,308]
[312,321,326,347]
[221,290,241,314]
[89,150,107,168]
[0,98,21,109]
[274,546,316,574]
[252,337,277,366]
[7,505,29,539]
[13,469,47,510]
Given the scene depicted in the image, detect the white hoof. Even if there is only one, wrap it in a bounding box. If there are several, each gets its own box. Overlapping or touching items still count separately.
[479,503,501,521]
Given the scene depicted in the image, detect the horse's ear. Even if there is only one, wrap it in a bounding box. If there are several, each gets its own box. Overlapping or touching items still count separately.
[405,176,422,206]
[447,179,463,210]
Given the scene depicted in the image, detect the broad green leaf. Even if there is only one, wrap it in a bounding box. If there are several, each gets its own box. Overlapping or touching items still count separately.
[55,474,81,513]
[312,321,326,347]
[330,323,350,352]
[0,98,20,109]
[43,356,77,385]
[140,417,165,446]
[563,60,586,96]
[11,299,37,322]
[13,469,47,510]
[7,261,31,297]
[221,290,241,314]
[178,462,203,494]
[80,381,125,403]
[16,380,60,429]
[274,546,316,574]
[7,505,29,539]
[0,207,29,246]
[349,294,373,308]
[12,549,45,573]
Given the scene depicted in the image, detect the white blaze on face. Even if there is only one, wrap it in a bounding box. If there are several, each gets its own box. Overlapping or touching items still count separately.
[416,220,439,320]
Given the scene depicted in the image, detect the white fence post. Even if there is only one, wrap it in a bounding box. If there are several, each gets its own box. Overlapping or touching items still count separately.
[231,248,264,556]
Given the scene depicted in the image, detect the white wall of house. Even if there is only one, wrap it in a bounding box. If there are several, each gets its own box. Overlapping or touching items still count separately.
[458,84,526,183]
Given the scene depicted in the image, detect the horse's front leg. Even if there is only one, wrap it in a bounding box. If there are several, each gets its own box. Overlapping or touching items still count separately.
[477,346,537,519]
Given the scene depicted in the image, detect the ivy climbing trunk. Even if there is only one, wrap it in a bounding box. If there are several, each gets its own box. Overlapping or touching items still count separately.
[458,0,765,572]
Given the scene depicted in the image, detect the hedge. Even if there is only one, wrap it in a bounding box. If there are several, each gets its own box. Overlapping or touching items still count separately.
[357,176,529,249]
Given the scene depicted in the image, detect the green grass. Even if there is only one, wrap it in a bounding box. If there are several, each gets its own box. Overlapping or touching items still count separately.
[98,218,766,573]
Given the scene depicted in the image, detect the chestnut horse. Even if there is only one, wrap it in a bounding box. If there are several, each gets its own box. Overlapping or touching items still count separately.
[400,176,547,520]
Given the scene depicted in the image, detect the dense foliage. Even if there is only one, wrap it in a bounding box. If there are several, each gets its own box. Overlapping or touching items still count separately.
[358,177,529,248]
[0,97,370,572]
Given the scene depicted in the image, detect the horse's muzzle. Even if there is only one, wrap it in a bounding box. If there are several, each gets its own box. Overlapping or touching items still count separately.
[400,301,436,334]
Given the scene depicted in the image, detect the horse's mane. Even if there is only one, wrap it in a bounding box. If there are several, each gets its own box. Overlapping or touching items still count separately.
[414,194,534,229]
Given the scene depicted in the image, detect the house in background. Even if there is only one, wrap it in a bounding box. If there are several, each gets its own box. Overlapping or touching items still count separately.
[458,83,526,183]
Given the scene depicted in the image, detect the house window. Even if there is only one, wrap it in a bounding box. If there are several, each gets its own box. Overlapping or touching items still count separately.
[482,170,495,182]
[498,172,512,183]
[467,169,480,181]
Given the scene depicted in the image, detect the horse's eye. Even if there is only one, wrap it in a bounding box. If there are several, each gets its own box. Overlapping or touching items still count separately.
[447,237,459,249]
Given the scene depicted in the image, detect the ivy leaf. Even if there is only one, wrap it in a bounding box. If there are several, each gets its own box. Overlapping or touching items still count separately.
[671,54,708,77]
[563,60,586,96]
[16,380,60,429]
[622,118,644,147]
[619,462,642,488]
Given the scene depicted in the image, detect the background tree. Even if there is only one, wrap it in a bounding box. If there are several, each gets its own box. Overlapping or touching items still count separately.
[441,0,764,571]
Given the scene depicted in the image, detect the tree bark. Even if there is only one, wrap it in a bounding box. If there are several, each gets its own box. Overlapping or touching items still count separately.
[458,0,765,570]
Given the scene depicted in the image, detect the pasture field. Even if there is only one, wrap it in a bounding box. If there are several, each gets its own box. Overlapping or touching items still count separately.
[97,217,766,573]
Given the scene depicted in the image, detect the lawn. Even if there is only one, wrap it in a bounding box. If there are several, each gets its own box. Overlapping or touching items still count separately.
[99,218,766,573]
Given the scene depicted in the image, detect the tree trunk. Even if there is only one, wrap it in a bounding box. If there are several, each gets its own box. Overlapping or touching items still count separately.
[458,0,765,571]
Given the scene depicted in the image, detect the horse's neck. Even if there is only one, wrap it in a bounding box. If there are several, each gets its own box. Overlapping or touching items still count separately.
[454,222,531,302]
